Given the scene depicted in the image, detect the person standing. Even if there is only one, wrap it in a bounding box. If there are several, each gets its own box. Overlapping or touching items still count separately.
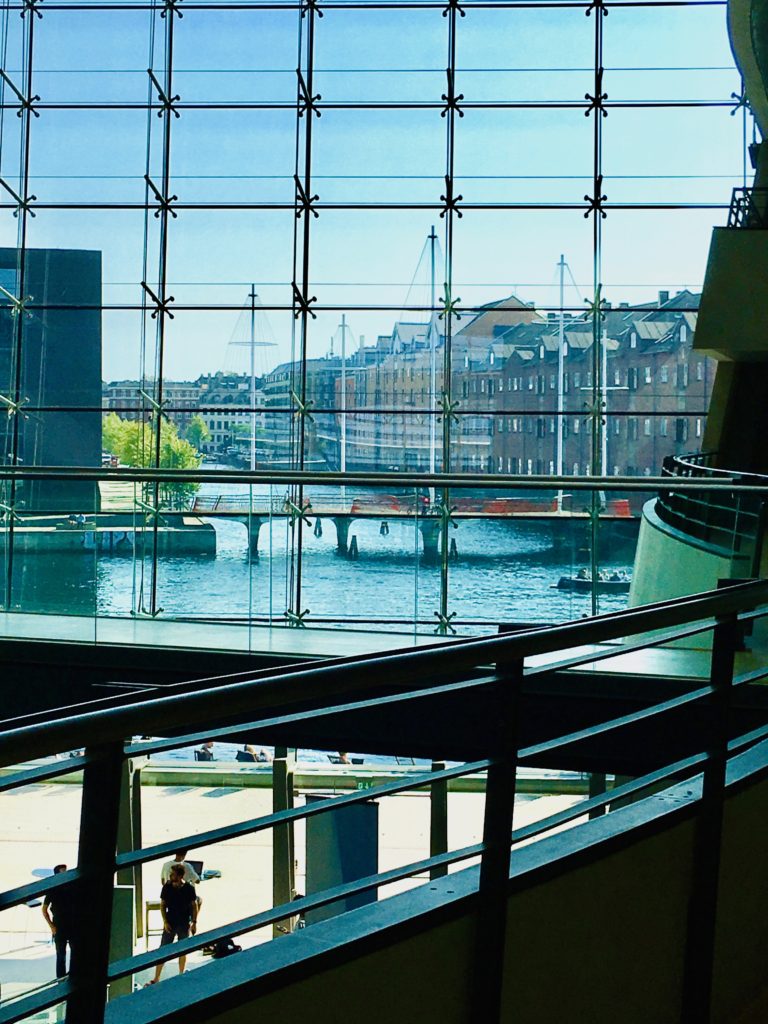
[148,864,198,983]
[42,864,74,979]
[160,850,201,886]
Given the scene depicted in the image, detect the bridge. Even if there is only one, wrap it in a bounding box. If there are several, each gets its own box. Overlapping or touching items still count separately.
[191,493,637,561]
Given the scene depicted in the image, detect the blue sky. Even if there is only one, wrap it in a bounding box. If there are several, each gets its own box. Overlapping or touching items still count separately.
[0,1,750,380]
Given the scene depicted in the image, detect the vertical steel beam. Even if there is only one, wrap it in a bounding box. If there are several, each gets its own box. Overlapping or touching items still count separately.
[472,658,523,1023]
[272,756,296,936]
[430,760,448,879]
[66,743,124,1024]
[681,614,738,1023]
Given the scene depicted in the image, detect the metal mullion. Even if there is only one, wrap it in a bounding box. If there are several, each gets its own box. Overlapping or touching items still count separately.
[291,0,317,623]
[587,0,606,618]
[437,0,459,637]
[109,841,485,982]
[117,758,491,868]
[3,2,36,611]
[147,2,178,619]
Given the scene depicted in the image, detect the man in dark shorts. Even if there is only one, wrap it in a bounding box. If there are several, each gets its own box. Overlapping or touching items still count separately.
[148,863,198,983]
[42,864,75,978]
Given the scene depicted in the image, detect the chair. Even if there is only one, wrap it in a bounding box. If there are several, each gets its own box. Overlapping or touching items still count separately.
[144,900,164,948]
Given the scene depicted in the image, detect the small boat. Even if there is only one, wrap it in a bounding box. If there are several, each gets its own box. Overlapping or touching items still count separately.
[555,573,631,594]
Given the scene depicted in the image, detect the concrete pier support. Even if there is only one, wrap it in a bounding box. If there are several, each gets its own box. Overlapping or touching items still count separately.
[419,518,441,565]
[333,516,351,554]
[245,516,265,558]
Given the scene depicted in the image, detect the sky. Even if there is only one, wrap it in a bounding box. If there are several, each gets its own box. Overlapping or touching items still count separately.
[0,0,751,381]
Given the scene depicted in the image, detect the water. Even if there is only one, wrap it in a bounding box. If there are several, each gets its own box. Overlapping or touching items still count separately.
[14,482,638,631]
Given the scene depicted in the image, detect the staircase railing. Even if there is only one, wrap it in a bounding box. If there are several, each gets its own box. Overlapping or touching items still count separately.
[2,581,768,1024]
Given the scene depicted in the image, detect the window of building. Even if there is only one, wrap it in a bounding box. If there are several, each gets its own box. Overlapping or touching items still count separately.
[660,418,668,437]
[643,418,651,436]
[696,418,702,437]
[660,365,669,383]
[696,362,704,381]
[644,366,652,384]
[628,419,639,440]
[573,418,580,435]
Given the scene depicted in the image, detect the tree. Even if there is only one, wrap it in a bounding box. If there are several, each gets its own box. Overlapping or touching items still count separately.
[102,414,202,509]
[185,414,211,452]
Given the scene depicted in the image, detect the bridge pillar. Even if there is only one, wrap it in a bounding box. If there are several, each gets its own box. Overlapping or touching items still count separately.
[247,516,265,558]
[419,518,441,565]
[333,516,351,555]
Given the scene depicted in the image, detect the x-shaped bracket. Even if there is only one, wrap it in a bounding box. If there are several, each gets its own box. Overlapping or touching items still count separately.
[585,286,606,322]
[0,284,33,319]
[145,174,178,218]
[441,69,464,118]
[585,68,608,118]
[434,500,459,529]
[285,608,311,628]
[297,70,321,118]
[291,390,315,425]
[285,499,312,528]
[292,283,317,320]
[438,393,460,425]
[584,175,607,218]
[135,498,166,524]
[294,175,319,219]
[300,0,323,18]
[439,175,463,219]
[441,0,465,18]
[0,176,37,219]
[20,0,43,19]
[583,396,606,426]
[0,501,22,522]
[731,88,751,116]
[0,71,40,119]
[132,606,166,619]
[161,0,183,18]
[0,393,29,419]
[585,0,608,16]
[148,68,181,119]
[138,388,170,423]
[141,281,175,320]
[434,611,458,636]
[438,285,462,321]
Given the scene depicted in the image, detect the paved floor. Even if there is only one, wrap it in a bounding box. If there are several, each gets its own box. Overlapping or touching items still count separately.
[0,776,583,1018]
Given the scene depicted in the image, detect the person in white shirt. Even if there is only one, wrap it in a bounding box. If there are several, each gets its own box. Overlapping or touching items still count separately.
[161,850,200,886]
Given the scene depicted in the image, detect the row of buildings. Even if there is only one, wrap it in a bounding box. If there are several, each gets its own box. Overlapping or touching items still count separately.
[103,288,710,479]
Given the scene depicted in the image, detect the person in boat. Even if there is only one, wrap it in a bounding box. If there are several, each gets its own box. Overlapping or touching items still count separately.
[576,568,589,580]
[197,741,215,761]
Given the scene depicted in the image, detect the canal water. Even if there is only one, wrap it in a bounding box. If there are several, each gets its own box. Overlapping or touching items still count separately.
[13,483,639,631]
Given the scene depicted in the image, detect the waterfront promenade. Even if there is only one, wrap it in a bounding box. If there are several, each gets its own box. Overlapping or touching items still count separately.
[0,768,583,1015]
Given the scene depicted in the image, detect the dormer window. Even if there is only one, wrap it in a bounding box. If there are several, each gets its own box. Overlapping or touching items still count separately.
[489,351,495,365]
[539,345,545,359]
[630,332,637,349]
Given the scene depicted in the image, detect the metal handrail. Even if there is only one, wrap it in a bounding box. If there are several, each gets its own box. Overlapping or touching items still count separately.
[2,583,766,766]
[1,583,767,1023]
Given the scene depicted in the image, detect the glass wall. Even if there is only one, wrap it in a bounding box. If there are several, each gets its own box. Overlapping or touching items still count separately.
[0,0,751,640]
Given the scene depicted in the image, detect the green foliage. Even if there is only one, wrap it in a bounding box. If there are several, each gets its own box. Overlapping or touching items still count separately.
[102,413,202,509]
[185,414,211,451]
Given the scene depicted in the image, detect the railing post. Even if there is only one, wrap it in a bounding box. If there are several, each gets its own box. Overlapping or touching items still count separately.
[681,613,738,1024]
[67,742,124,1024]
[472,656,523,1023]
[429,760,448,879]
[272,755,296,936]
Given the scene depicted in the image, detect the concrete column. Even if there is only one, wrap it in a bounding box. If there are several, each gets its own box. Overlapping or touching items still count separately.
[332,516,351,555]
[116,758,145,941]
[108,885,135,1001]
[247,516,264,558]
[419,518,441,565]
[430,761,448,879]
[272,757,296,937]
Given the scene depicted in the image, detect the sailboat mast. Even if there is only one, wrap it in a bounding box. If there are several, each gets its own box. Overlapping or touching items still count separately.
[556,255,565,488]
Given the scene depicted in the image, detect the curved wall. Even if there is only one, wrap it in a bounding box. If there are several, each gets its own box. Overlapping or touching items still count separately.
[628,499,744,610]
